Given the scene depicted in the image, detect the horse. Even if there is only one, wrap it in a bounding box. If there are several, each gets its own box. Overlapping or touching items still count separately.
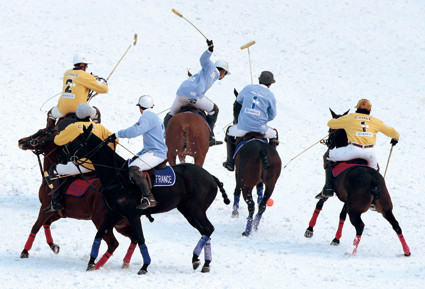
[165,106,210,167]
[304,109,411,256]
[65,124,230,274]
[18,125,139,269]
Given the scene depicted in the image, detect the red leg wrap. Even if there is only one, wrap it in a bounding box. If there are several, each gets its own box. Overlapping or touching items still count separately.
[95,251,112,270]
[352,235,362,255]
[43,225,53,244]
[308,209,322,228]
[335,220,345,240]
[398,234,410,255]
[123,243,137,264]
[24,233,36,251]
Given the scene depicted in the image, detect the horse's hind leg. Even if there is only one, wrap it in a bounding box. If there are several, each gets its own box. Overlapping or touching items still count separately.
[241,187,255,236]
[177,205,214,273]
[253,184,276,232]
[231,185,241,218]
[382,209,411,256]
[256,183,264,204]
[330,204,347,246]
[304,198,328,238]
[348,211,365,255]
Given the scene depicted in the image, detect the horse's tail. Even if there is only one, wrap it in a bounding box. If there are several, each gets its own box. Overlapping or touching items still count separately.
[370,171,381,200]
[212,175,230,205]
[182,131,188,151]
[260,148,271,170]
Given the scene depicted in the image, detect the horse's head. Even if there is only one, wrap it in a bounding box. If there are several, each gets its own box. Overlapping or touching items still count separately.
[233,88,241,124]
[324,108,350,149]
[64,123,98,160]
[18,126,58,153]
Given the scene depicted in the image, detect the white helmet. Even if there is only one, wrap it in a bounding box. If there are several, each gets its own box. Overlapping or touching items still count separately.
[137,95,154,109]
[215,60,230,75]
[76,103,96,119]
[73,53,91,65]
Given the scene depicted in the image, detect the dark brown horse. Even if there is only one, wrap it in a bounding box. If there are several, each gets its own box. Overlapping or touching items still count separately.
[232,133,282,236]
[166,106,210,167]
[65,125,230,274]
[18,126,138,269]
[304,109,410,256]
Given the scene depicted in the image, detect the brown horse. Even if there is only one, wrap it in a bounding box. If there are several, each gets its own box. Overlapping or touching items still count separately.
[18,125,138,269]
[304,109,411,256]
[166,106,210,167]
[232,133,282,236]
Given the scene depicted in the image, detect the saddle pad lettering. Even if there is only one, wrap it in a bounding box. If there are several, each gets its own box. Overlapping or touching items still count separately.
[233,138,268,159]
[154,166,176,187]
[332,163,367,178]
[65,178,99,197]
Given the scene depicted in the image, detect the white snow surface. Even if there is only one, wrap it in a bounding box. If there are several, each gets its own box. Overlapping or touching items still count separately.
[1,0,425,288]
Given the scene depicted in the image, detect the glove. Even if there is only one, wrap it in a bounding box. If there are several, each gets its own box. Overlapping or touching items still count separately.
[106,133,117,143]
[206,39,214,52]
[390,138,398,146]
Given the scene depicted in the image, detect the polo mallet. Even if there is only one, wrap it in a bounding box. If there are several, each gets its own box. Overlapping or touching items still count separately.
[172,9,208,40]
[88,34,138,101]
[240,41,256,84]
[383,146,394,178]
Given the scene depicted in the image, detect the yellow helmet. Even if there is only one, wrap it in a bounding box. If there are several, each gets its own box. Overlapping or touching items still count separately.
[355,99,372,111]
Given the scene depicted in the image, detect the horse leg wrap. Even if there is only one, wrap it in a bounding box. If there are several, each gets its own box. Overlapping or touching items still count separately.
[335,220,345,240]
[253,214,262,230]
[24,233,36,251]
[243,217,254,236]
[139,244,151,265]
[90,238,102,259]
[95,251,112,270]
[398,234,411,256]
[193,235,210,257]
[308,209,322,228]
[204,240,212,262]
[123,243,137,265]
[352,235,362,255]
[233,193,240,211]
[43,224,53,244]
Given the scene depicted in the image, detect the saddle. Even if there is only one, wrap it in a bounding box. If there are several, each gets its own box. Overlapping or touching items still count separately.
[332,159,368,178]
[233,133,268,159]
[141,161,176,188]
[177,106,210,130]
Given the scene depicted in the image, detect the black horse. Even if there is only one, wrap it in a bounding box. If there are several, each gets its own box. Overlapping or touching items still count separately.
[304,109,410,256]
[66,124,230,274]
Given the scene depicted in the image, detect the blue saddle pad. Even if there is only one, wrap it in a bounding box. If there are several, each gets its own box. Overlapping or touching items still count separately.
[233,138,268,159]
[154,166,176,187]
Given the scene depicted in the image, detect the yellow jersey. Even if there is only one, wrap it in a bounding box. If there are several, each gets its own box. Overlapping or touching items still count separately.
[54,121,116,170]
[57,69,109,115]
[327,113,399,145]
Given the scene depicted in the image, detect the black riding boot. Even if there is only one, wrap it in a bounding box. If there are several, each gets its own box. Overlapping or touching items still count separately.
[315,158,335,199]
[163,112,173,129]
[129,167,157,210]
[222,135,236,171]
[206,105,223,146]
[42,166,65,212]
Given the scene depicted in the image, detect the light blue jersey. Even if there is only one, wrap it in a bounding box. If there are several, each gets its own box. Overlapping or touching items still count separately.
[176,50,219,99]
[236,84,277,132]
[116,110,168,159]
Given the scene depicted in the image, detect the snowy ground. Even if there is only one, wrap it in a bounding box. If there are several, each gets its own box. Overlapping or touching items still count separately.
[1,0,425,288]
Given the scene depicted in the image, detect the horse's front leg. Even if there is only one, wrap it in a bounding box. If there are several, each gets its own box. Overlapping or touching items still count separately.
[348,212,365,256]
[331,204,347,245]
[242,188,255,236]
[305,198,328,238]
[231,186,241,218]
[126,213,151,275]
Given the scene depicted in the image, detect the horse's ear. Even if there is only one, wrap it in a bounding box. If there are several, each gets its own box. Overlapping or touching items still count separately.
[234,88,238,97]
[343,109,350,115]
[329,108,337,119]
[187,70,192,77]
[83,123,94,135]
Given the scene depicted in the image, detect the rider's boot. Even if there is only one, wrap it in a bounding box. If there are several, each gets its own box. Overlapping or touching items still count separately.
[42,166,65,212]
[222,135,236,171]
[163,113,173,129]
[129,166,157,210]
[315,158,335,199]
[206,104,223,146]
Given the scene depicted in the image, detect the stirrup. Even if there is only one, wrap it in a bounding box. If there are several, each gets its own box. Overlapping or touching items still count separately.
[315,189,334,200]
[42,202,64,213]
[209,139,223,146]
[136,197,157,210]
[222,161,234,172]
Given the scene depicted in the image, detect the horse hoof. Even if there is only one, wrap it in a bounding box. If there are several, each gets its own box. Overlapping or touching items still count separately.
[192,260,201,270]
[138,269,148,275]
[404,252,411,257]
[201,266,210,273]
[242,231,250,237]
[231,211,239,218]
[122,263,130,269]
[331,238,340,246]
[20,250,29,258]
[49,243,60,254]
[304,229,313,238]
[86,264,96,271]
